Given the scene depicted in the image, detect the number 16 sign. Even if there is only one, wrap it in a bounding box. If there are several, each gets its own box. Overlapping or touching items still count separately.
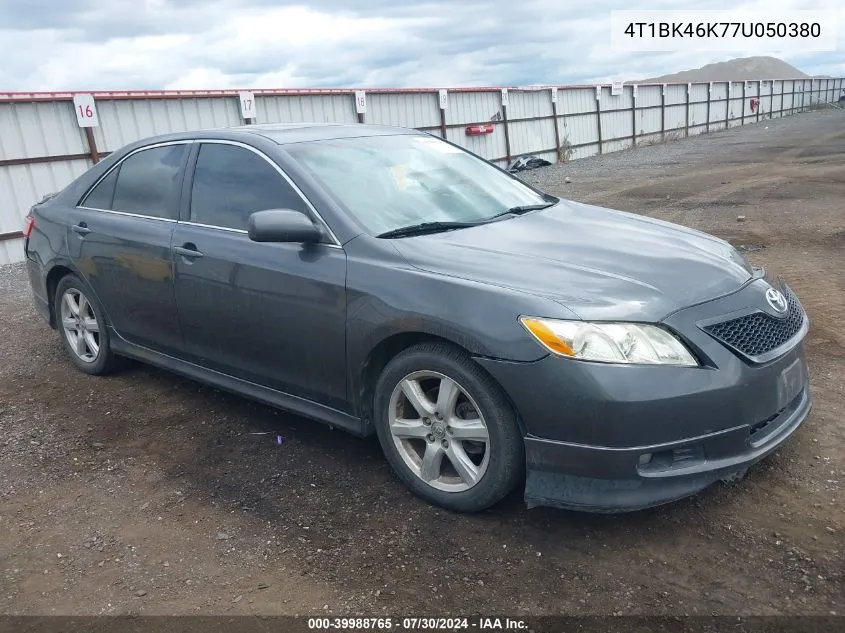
[73,94,99,128]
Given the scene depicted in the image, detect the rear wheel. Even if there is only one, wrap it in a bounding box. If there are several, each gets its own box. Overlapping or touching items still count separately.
[54,274,120,375]
[373,342,523,512]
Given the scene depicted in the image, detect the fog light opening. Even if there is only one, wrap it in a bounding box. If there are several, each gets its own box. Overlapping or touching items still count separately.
[638,453,653,467]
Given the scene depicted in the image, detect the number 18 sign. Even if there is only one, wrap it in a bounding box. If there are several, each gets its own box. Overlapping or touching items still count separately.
[73,94,99,128]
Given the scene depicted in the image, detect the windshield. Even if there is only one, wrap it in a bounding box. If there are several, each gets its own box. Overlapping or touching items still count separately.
[285,134,552,236]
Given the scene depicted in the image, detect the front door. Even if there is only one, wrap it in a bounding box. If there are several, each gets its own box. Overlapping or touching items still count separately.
[67,142,189,355]
[171,141,348,410]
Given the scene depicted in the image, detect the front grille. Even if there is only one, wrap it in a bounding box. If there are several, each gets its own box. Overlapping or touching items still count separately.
[703,286,805,359]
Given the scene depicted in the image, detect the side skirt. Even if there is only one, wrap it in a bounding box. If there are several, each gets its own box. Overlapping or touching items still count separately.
[109,329,367,437]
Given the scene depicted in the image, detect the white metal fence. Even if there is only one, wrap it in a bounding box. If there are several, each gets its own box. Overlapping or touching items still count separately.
[1,77,843,265]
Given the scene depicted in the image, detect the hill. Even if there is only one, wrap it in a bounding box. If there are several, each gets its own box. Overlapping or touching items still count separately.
[639,56,810,83]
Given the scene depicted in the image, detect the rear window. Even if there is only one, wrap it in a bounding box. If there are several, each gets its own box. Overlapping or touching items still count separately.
[82,168,118,210]
[81,144,187,220]
[112,145,186,219]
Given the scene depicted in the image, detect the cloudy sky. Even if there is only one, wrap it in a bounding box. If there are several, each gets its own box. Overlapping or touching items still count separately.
[0,0,842,91]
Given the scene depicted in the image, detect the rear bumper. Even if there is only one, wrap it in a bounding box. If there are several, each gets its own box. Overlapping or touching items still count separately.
[26,257,51,324]
[522,382,810,512]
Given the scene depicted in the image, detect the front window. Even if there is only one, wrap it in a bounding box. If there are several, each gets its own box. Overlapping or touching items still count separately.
[285,134,552,236]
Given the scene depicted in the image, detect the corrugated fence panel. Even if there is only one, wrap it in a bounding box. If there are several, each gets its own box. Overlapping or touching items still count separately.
[560,87,596,116]
[666,84,686,106]
[637,85,662,108]
[636,107,662,138]
[711,82,729,101]
[601,107,633,145]
[0,101,87,160]
[560,112,597,148]
[95,98,241,152]
[710,95,728,130]
[0,158,92,264]
[665,104,686,132]
[508,90,553,120]
[603,85,634,111]
[689,83,708,104]
[446,91,500,125]
[367,93,440,129]
[259,94,356,126]
[445,123,506,162]
[508,119,556,157]
[689,101,708,131]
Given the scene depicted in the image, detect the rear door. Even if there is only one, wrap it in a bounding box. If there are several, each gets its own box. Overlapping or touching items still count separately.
[171,141,348,410]
[67,142,189,355]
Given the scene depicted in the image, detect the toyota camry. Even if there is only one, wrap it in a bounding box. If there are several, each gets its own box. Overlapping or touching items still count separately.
[23,123,811,512]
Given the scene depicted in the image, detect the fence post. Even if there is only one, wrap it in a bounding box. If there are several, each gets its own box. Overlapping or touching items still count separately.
[84,128,100,164]
[685,83,691,137]
[438,89,447,139]
[551,88,561,161]
[661,84,666,142]
[779,81,784,117]
[595,86,603,154]
[501,88,511,164]
[631,85,637,147]
[741,81,747,125]
[801,80,806,112]
[705,82,711,133]
[725,82,730,129]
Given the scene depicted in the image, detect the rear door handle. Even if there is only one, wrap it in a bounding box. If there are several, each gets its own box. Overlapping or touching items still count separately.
[173,244,204,259]
[71,223,91,236]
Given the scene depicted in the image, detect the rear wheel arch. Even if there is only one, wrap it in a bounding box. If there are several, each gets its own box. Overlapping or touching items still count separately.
[45,265,75,328]
[45,264,111,331]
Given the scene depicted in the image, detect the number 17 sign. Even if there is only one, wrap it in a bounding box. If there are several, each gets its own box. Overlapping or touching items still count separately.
[72,94,99,128]
[239,91,257,120]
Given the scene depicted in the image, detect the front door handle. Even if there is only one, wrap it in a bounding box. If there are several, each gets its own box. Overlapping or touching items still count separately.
[71,223,91,236]
[173,244,204,259]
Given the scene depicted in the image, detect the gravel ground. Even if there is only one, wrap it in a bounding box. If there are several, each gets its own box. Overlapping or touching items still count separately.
[1,110,843,618]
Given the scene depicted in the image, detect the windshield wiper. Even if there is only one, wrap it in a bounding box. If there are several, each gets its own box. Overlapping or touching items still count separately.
[376,221,482,239]
[506,202,557,214]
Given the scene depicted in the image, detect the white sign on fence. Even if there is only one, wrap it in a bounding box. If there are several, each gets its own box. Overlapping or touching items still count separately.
[438,89,448,110]
[239,91,256,119]
[550,87,557,103]
[72,94,99,128]
[501,88,509,107]
[611,81,623,96]
[354,91,367,114]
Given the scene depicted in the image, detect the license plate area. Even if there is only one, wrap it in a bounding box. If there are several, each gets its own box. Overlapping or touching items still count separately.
[777,358,805,413]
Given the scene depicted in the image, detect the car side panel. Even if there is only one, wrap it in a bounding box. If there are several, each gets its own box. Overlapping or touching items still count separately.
[64,208,183,354]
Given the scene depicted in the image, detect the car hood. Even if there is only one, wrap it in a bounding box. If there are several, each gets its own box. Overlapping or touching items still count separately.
[391,200,753,321]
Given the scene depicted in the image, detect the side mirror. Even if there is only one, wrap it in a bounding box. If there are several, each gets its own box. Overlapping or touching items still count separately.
[248,209,322,244]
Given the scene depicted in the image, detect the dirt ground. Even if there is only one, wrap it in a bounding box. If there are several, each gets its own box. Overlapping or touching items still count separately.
[0,110,842,617]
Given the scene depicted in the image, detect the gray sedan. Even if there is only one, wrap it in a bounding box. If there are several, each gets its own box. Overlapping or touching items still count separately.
[22,123,810,512]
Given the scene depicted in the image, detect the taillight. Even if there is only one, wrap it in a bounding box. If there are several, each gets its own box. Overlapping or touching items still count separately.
[23,214,35,238]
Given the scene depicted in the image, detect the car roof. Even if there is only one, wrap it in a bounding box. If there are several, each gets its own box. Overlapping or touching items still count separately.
[134,123,420,147]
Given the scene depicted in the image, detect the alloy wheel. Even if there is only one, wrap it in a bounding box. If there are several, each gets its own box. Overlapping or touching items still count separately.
[387,370,490,492]
[60,288,100,363]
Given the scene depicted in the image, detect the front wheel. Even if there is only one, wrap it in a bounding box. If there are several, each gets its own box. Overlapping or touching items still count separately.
[373,342,524,512]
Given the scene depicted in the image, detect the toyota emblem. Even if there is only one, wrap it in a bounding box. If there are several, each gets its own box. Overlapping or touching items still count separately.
[765,287,788,314]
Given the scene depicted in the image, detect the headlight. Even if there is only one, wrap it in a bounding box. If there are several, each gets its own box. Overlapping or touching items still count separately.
[519,317,698,366]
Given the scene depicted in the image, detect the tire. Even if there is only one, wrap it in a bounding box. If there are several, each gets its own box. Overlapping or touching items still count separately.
[373,342,523,512]
[54,274,121,375]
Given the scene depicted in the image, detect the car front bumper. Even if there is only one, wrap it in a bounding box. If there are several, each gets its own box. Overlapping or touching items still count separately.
[475,279,811,512]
